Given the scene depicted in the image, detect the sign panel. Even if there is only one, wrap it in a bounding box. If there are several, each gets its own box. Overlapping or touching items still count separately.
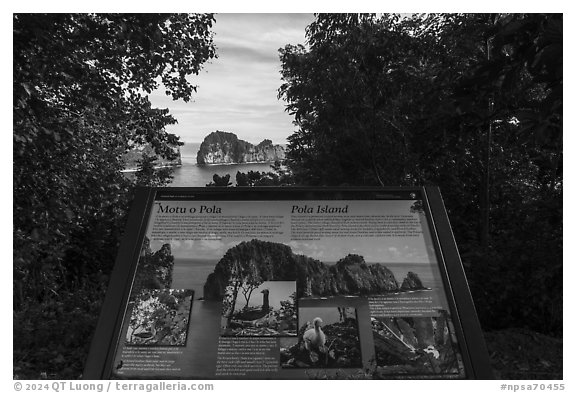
[84,187,492,379]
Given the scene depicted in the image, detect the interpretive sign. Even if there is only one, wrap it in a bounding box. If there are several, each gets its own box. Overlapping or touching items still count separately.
[84,187,492,379]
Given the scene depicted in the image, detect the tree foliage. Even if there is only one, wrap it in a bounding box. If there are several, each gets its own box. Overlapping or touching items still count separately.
[236,165,293,187]
[206,173,233,187]
[14,12,215,301]
[278,13,562,335]
[134,153,174,187]
[13,13,216,378]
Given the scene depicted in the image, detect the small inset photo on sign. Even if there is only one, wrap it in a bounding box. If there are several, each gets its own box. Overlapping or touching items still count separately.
[371,313,463,376]
[125,289,194,346]
[280,305,362,369]
[221,280,297,337]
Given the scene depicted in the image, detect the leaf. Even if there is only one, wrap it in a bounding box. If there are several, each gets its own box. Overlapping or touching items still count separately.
[21,83,33,97]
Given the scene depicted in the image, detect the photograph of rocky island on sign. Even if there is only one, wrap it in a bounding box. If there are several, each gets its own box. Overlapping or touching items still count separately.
[371,314,464,377]
[220,281,297,337]
[280,306,362,369]
[203,239,433,300]
[125,289,194,346]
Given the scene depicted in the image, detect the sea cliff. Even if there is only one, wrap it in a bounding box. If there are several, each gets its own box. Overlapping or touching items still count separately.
[196,131,285,165]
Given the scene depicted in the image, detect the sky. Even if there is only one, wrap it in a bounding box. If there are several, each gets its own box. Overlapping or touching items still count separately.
[149,13,316,145]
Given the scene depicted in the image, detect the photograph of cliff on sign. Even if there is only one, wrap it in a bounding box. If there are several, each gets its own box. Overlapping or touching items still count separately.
[220,281,297,337]
[371,314,464,377]
[201,238,440,301]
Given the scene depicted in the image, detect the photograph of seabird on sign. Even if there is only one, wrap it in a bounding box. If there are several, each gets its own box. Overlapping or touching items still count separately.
[125,289,194,346]
[371,313,463,377]
[280,306,362,368]
[220,280,298,337]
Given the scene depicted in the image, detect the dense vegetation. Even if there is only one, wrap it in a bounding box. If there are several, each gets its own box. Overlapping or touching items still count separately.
[227,14,562,338]
[13,13,561,379]
[275,13,562,336]
[13,13,216,378]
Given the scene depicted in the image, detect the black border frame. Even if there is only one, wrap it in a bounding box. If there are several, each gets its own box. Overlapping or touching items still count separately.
[83,186,492,379]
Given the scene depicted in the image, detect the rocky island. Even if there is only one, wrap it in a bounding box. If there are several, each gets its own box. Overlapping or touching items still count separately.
[196,131,285,165]
[203,239,425,299]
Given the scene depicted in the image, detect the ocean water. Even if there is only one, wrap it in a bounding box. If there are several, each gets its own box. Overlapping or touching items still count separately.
[169,142,278,187]
[183,299,221,377]
[171,258,219,297]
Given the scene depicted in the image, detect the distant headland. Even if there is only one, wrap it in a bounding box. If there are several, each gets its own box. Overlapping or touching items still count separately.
[196,131,285,165]
[122,143,182,172]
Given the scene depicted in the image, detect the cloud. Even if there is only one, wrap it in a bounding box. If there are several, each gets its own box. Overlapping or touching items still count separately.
[387,246,401,258]
[199,238,225,250]
[149,13,314,144]
[217,43,278,64]
[288,240,326,260]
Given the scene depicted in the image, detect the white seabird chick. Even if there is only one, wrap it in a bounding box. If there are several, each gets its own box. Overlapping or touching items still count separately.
[303,317,326,352]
